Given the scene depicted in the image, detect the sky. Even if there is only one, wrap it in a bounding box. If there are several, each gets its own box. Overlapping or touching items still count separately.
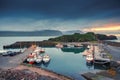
[0,0,120,36]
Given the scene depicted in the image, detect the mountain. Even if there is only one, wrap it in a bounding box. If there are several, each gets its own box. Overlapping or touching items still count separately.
[0,30,63,36]
[62,30,84,35]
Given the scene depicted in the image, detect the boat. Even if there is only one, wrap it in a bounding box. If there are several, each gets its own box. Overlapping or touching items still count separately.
[0,50,7,55]
[28,53,35,58]
[0,50,7,53]
[74,43,83,47]
[87,45,90,49]
[67,44,74,48]
[40,48,45,53]
[56,43,63,48]
[27,53,35,64]
[34,55,42,63]
[27,58,35,64]
[61,47,84,53]
[82,50,89,56]
[94,58,110,65]
[43,54,50,63]
[86,54,94,62]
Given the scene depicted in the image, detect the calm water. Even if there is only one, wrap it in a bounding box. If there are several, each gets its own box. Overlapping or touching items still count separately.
[38,47,96,80]
[0,36,118,80]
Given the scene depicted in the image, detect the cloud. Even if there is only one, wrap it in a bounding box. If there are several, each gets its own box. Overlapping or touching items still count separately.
[0,0,120,36]
[0,0,120,20]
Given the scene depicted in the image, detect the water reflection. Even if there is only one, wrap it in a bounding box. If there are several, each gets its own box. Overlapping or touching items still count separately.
[94,63,110,70]
[86,61,94,69]
[43,60,51,67]
[61,47,85,54]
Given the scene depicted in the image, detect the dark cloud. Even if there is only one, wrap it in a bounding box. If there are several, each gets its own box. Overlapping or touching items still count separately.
[0,0,120,20]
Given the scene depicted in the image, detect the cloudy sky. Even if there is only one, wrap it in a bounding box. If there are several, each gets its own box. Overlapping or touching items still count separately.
[0,0,120,36]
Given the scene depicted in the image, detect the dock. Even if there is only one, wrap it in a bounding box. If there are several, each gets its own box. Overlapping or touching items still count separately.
[0,46,34,69]
[82,72,114,80]
[93,45,111,64]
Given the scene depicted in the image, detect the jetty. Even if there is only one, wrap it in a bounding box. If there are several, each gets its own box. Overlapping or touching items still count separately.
[0,46,34,69]
[82,72,114,80]
[93,44,111,64]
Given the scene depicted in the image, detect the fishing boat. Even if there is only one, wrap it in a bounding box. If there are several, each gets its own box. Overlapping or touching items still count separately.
[87,45,90,49]
[74,43,83,47]
[67,44,75,48]
[40,48,45,53]
[27,53,35,64]
[61,47,84,53]
[94,58,110,65]
[56,43,63,48]
[86,54,94,62]
[0,50,7,53]
[27,58,35,64]
[43,54,50,63]
[82,50,90,56]
[0,50,7,55]
[34,55,42,63]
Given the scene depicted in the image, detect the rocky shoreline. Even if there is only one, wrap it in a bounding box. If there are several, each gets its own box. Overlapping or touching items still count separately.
[0,46,73,80]
[3,41,57,49]
[0,68,59,80]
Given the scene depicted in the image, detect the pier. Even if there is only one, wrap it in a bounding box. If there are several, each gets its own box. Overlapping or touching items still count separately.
[0,46,34,69]
[93,44,111,64]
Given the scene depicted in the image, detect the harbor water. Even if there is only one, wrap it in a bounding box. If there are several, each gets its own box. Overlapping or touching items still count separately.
[0,36,120,80]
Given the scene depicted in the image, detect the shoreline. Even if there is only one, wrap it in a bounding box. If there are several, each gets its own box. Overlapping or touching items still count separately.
[1,41,120,80]
[15,64,73,80]
[0,46,73,80]
[81,41,120,80]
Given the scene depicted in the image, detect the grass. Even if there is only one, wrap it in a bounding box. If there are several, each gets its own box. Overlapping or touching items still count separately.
[106,53,113,60]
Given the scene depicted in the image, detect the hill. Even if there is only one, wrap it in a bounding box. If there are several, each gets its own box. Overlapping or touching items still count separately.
[48,32,117,42]
[0,30,62,36]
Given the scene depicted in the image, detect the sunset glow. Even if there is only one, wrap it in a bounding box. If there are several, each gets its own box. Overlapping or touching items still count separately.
[91,26,120,31]
[83,24,120,32]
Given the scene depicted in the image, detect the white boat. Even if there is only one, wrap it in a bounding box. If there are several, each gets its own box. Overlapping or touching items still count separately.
[94,58,110,65]
[86,54,94,62]
[0,50,7,54]
[74,44,83,47]
[40,48,45,53]
[56,43,63,48]
[87,45,90,49]
[43,54,50,63]
[34,56,42,63]
[82,50,90,56]
[0,50,7,53]
[27,58,35,64]
[67,44,74,48]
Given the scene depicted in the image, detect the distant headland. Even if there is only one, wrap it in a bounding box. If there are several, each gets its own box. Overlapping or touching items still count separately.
[0,30,62,36]
[49,32,117,42]
[3,32,118,49]
[0,30,84,36]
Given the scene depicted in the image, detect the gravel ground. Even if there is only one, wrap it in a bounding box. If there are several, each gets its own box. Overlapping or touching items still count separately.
[0,68,59,80]
[0,48,33,69]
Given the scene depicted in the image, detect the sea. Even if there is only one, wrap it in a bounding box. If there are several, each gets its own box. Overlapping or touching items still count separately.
[0,36,120,80]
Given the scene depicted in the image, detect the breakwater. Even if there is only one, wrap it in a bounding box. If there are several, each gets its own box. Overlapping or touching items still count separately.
[103,41,120,47]
[3,41,57,49]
